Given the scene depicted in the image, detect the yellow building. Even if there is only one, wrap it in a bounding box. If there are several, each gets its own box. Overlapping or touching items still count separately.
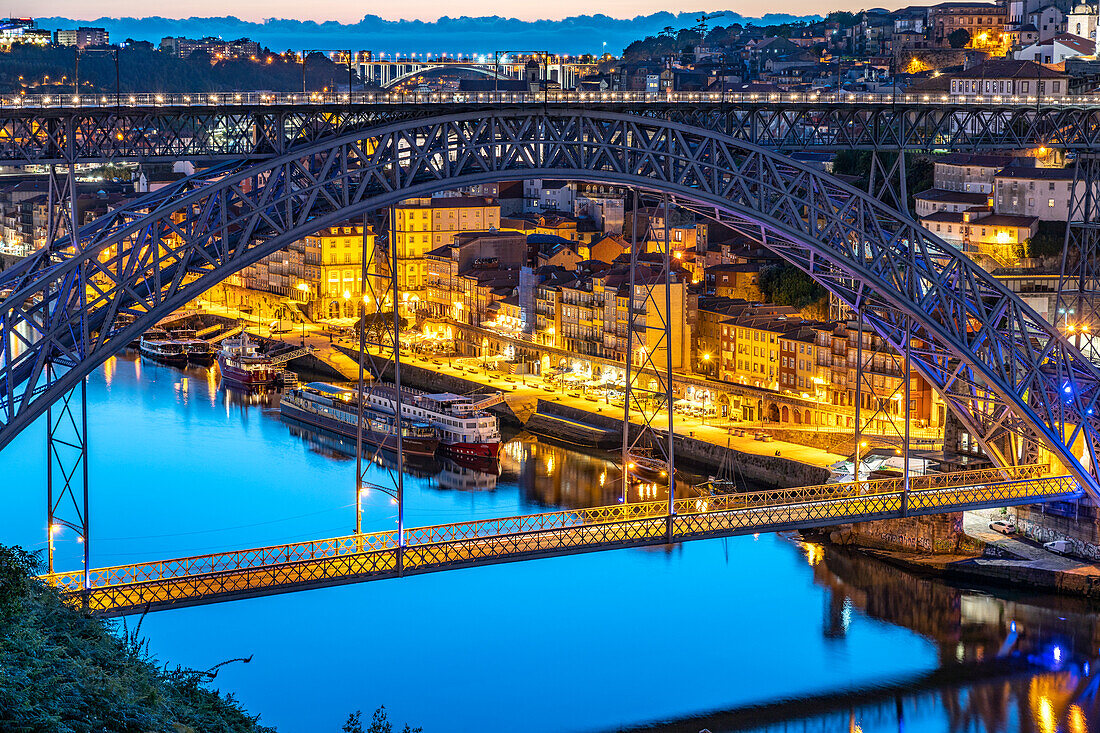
[244,221,383,320]
[298,222,384,319]
[392,196,501,295]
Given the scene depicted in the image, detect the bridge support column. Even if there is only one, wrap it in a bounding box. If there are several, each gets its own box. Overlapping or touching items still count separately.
[902,314,911,518]
[620,190,677,521]
[46,370,89,587]
[854,309,863,483]
[354,207,407,548]
[1057,153,1100,364]
[44,161,91,591]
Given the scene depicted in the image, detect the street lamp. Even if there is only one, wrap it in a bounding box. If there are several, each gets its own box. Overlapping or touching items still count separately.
[296,282,310,342]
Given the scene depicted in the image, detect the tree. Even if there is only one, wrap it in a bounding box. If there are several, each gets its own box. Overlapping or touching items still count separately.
[948,29,971,49]
[1028,220,1067,260]
[759,263,829,317]
[343,707,422,733]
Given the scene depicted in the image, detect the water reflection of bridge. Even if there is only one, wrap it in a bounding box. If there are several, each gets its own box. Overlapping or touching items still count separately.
[618,542,1100,733]
[812,543,1100,665]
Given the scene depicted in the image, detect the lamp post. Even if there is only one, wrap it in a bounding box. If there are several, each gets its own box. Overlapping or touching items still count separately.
[296,282,310,343]
[74,47,120,105]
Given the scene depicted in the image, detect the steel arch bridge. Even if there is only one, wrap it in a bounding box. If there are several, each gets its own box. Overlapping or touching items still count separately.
[2,108,1100,498]
[376,65,513,90]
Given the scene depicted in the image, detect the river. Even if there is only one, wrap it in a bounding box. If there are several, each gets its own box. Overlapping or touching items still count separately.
[3,351,1099,733]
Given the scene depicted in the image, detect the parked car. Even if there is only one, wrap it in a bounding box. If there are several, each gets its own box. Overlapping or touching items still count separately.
[1044,539,1073,555]
[989,520,1016,535]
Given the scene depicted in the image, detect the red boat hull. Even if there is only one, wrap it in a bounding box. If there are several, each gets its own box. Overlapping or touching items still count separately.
[442,440,500,458]
[217,354,277,386]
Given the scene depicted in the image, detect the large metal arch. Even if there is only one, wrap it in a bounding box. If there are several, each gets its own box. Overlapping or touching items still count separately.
[2,109,1099,497]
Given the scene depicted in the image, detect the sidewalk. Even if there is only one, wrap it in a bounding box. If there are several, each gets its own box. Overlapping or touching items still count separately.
[349,340,845,471]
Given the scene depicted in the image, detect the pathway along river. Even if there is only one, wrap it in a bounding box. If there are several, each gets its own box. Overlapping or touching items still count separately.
[4,352,1100,733]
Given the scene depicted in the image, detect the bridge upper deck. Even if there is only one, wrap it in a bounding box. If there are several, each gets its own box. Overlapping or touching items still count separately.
[5,89,1100,164]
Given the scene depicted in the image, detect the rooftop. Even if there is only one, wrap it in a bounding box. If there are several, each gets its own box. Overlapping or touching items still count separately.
[952,59,1067,79]
[913,188,991,204]
[996,165,1076,180]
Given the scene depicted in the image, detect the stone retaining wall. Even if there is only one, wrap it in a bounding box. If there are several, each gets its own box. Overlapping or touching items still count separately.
[536,399,830,486]
[1014,505,1100,562]
[833,513,977,555]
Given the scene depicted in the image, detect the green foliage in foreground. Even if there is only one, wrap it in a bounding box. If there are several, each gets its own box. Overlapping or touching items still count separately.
[0,544,273,733]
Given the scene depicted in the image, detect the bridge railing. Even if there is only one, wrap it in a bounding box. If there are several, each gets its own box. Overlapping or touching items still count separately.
[44,528,396,592]
[41,463,1061,593]
[3,90,1097,110]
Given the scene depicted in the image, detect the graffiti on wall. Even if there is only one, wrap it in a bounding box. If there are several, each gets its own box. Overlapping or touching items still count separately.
[1017,517,1100,562]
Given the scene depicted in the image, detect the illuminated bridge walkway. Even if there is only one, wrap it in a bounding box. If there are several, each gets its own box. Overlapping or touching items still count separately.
[45,465,1078,616]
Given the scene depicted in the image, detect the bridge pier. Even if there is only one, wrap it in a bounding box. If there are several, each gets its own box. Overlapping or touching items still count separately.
[829,512,969,555]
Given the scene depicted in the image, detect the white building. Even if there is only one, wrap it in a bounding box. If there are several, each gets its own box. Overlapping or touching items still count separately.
[523,179,576,212]
[994,165,1079,221]
[1015,32,1095,63]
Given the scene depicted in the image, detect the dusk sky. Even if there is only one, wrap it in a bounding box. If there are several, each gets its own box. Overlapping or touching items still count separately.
[29,1,918,24]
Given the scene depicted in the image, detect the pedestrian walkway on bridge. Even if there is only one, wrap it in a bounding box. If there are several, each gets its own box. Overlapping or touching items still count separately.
[43,465,1078,616]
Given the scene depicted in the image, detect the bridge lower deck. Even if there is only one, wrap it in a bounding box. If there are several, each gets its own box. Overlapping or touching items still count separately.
[44,466,1079,616]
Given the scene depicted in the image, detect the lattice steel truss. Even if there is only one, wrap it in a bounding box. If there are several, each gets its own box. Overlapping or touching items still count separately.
[1058,154,1100,364]
[3,99,1100,166]
[3,110,1100,499]
[621,191,678,511]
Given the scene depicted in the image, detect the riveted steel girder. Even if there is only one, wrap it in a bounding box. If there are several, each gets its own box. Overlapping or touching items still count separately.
[3,101,1100,165]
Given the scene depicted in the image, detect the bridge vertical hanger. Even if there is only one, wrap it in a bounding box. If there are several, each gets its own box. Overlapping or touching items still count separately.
[662,193,676,530]
[621,191,637,504]
[355,214,368,536]
[903,314,912,516]
[619,191,677,509]
[854,309,864,483]
[390,202,407,562]
[1057,153,1100,364]
[353,207,406,555]
[45,161,90,588]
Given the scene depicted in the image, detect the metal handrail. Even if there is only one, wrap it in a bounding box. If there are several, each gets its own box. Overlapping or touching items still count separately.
[3,90,1097,110]
[42,463,1056,593]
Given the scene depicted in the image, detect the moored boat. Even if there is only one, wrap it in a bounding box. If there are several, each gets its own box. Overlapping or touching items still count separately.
[217,333,277,386]
[626,453,671,484]
[171,329,217,366]
[364,386,502,460]
[139,328,188,365]
[280,382,439,457]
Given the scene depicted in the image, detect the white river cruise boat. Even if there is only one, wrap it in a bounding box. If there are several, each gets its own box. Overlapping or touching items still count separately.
[363,386,502,461]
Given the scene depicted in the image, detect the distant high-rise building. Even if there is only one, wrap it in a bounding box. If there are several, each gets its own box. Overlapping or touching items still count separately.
[54,27,109,48]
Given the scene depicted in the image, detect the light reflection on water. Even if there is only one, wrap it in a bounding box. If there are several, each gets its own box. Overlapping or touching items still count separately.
[3,350,1100,733]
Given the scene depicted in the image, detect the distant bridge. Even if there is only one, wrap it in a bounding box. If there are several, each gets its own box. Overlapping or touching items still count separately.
[355,59,594,89]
